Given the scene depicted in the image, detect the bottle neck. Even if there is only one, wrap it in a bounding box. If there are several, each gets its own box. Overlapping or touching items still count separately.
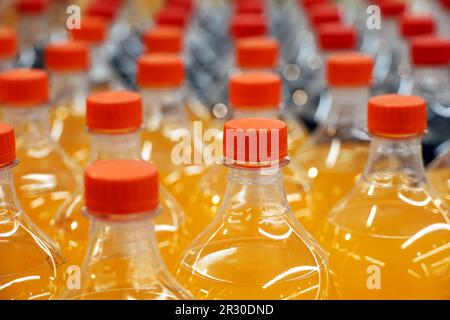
[363,135,427,183]
[88,130,142,164]
[50,71,90,115]
[2,106,53,148]
[323,86,369,130]
[221,163,289,218]
[233,107,279,119]
[141,87,187,131]
[412,66,450,100]
[84,213,164,275]
[0,165,20,221]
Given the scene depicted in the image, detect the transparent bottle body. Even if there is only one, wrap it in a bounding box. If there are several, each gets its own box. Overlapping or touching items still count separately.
[1,106,82,235]
[176,163,332,300]
[49,72,90,167]
[321,136,450,299]
[53,131,189,270]
[428,145,450,206]
[0,57,15,71]
[60,213,191,300]
[296,87,371,233]
[187,106,312,236]
[0,165,65,300]
[17,14,49,67]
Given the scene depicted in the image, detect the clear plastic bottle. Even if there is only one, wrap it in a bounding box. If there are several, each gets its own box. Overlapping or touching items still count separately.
[0,27,17,71]
[321,94,450,299]
[0,69,81,234]
[60,159,191,300]
[401,36,450,148]
[0,123,64,300]
[53,91,190,270]
[45,41,91,166]
[437,0,450,37]
[15,0,50,67]
[428,146,450,205]
[189,71,314,235]
[69,16,121,90]
[296,53,374,232]
[137,53,208,214]
[176,118,332,300]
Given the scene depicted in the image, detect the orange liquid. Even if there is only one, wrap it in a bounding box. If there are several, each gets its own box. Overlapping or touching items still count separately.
[51,105,90,167]
[297,143,369,233]
[14,143,81,235]
[141,124,208,242]
[53,188,191,270]
[321,174,450,299]
[175,206,331,300]
[0,210,64,300]
[428,168,450,205]
[62,258,188,300]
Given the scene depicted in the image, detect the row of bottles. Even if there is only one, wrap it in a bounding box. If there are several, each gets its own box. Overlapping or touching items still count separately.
[0,0,448,300]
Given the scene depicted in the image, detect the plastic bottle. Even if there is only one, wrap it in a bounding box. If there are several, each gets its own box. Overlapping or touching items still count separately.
[53,91,190,270]
[321,94,450,299]
[428,146,450,205]
[0,123,64,300]
[15,0,50,67]
[136,53,208,212]
[401,36,450,152]
[60,159,191,300]
[188,72,313,235]
[296,53,374,232]
[45,41,91,166]
[176,117,332,300]
[0,69,81,234]
[69,16,121,90]
[0,28,17,71]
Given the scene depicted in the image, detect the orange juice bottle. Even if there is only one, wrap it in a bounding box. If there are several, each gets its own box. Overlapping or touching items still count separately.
[176,118,332,299]
[53,91,190,270]
[189,72,314,235]
[45,41,91,166]
[0,27,17,71]
[296,52,374,232]
[428,146,450,205]
[321,94,450,299]
[0,68,81,234]
[0,123,64,300]
[60,160,191,300]
[136,53,207,217]
[142,26,212,124]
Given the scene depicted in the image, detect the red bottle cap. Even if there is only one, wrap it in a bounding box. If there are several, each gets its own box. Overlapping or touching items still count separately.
[0,28,18,59]
[85,160,159,215]
[154,7,189,29]
[308,4,341,29]
[0,69,49,107]
[400,14,436,39]
[235,0,265,14]
[411,36,450,66]
[223,118,288,164]
[441,0,450,9]
[317,23,358,51]
[45,41,89,72]
[87,91,142,131]
[230,13,267,39]
[375,0,406,18]
[236,37,279,69]
[167,0,195,14]
[0,124,16,167]
[16,0,48,14]
[142,26,183,54]
[300,0,329,10]
[327,52,374,87]
[368,94,427,137]
[229,72,281,109]
[86,1,118,22]
[137,54,185,88]
[69,16,107,44]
